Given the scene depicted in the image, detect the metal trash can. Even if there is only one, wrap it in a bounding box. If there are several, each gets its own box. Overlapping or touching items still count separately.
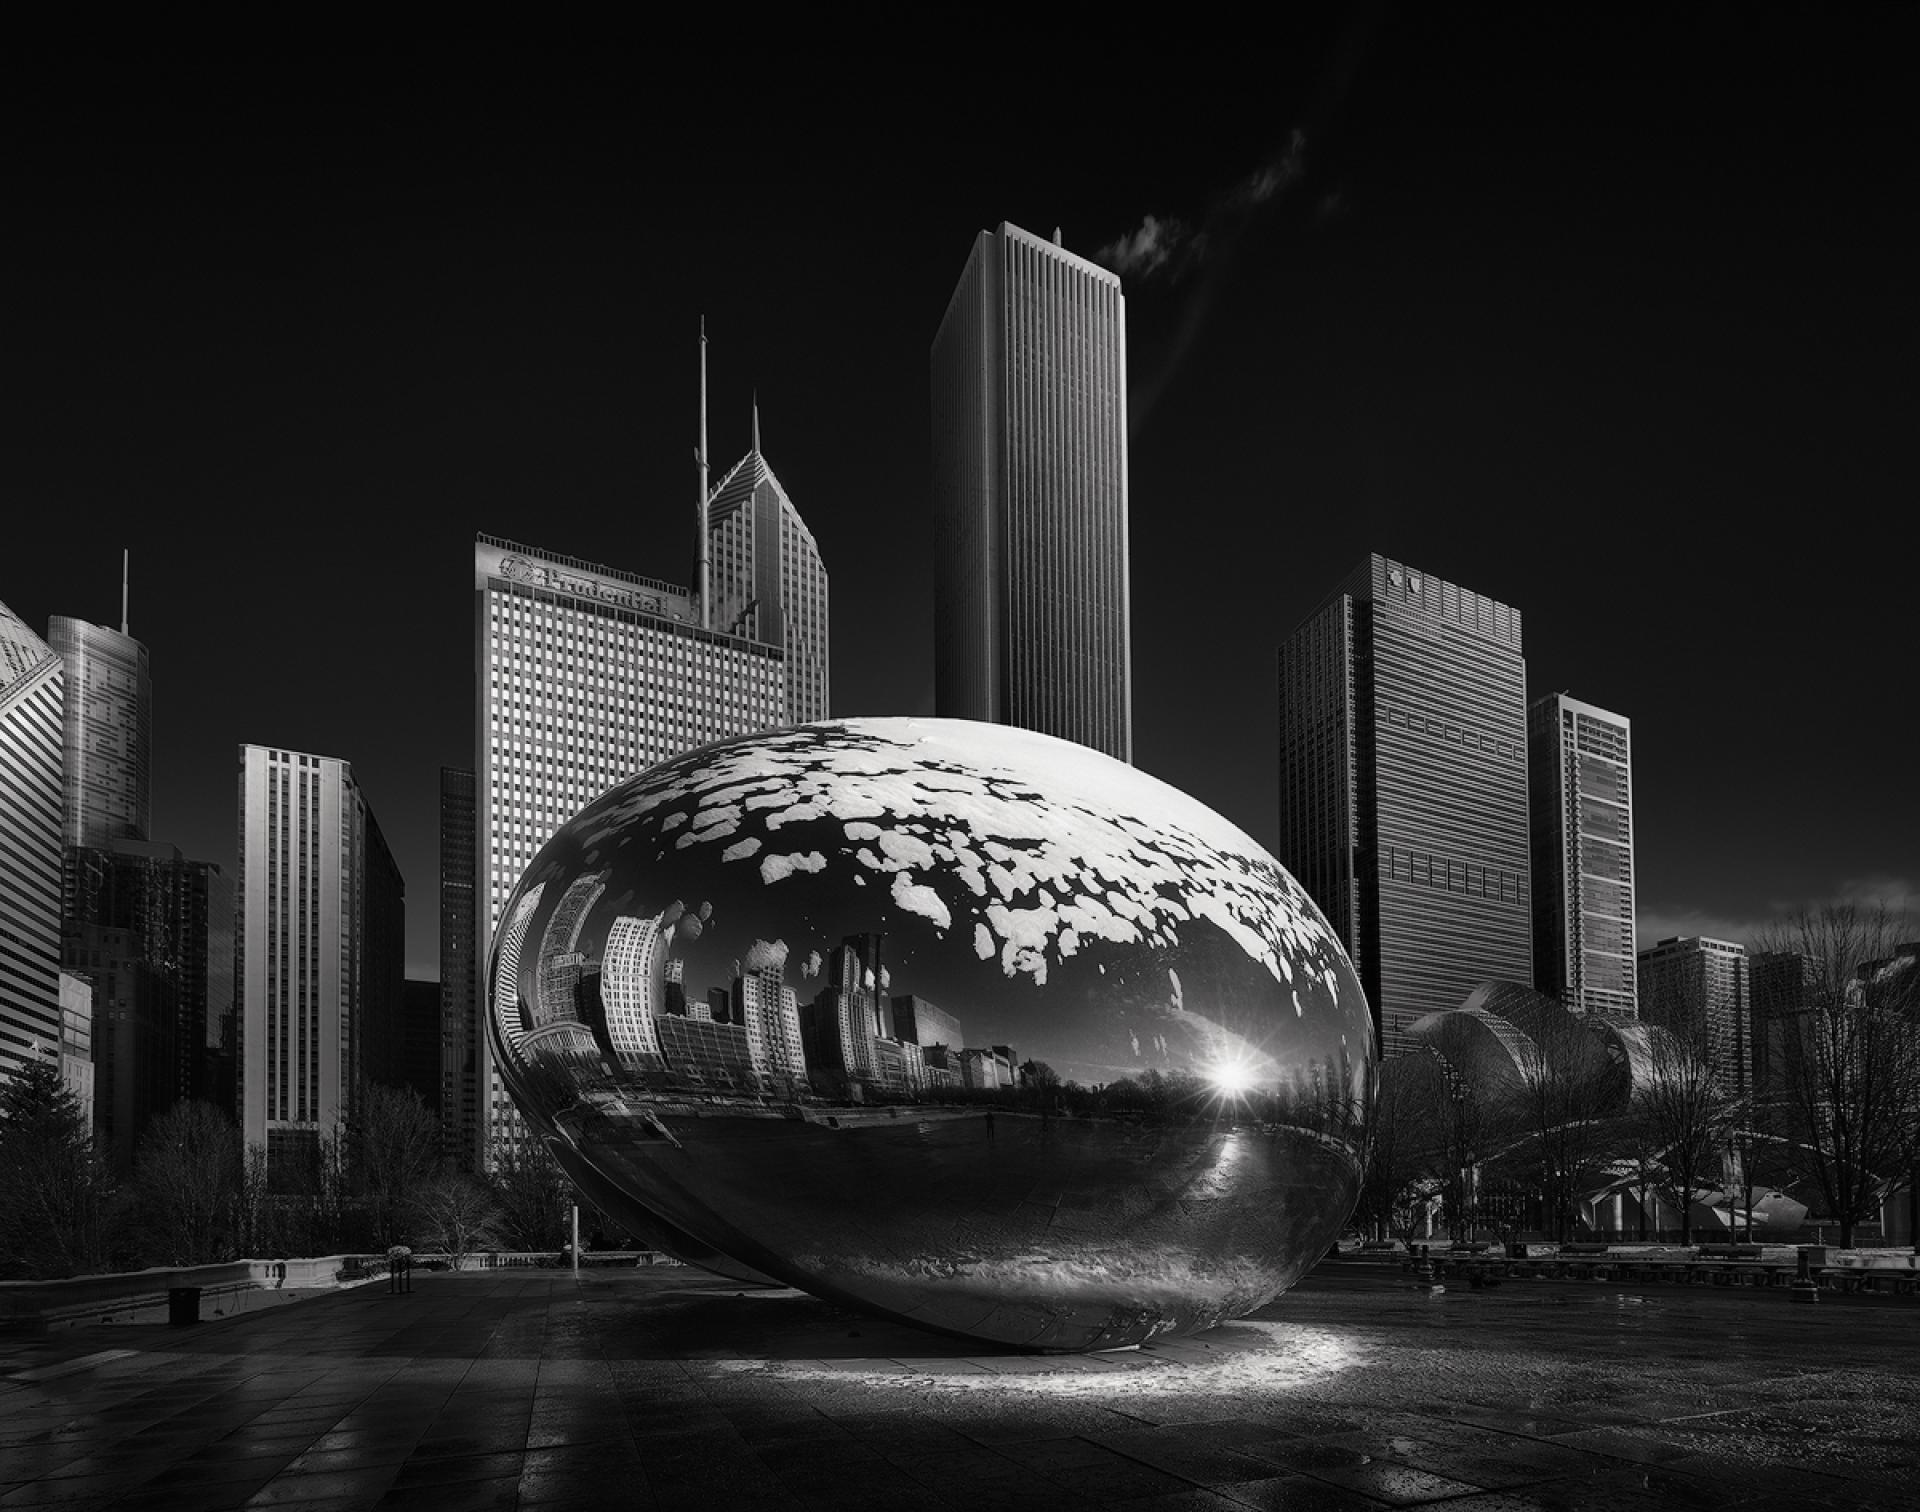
[167,1287,202,1326]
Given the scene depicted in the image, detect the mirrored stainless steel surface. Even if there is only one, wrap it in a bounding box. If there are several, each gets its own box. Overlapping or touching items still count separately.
[488,717,1374,1350]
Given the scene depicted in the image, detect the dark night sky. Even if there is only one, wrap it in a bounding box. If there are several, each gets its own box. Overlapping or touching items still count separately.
[9,15,1915,980]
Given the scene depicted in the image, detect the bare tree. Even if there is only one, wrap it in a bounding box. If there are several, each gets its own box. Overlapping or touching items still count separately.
[1755,903,1920,1247]
[231,1141,273,1257]
[411,1174,503,1269]
[132,1100,242,1266]
[1353,1054,1443,1242]
[486,1134,571,1252]
[1507,1010,1627,1244]
[1429,1048,1520,1241]
[353,1082,441,1246]
[1630,1026,1738,1245]
[312,1120,353,1253]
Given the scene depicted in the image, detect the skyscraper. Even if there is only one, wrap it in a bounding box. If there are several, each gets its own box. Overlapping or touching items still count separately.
[706,403,830,724]
[0,597,67,1089]
[1749,949,1815,1099]
[472,532,797,1164]
[474,335,828,1160]
[931,221,1132,761]
[438,766,479,1170]
[1277,554,1533,1056]
[237,745,404,1181]
[1639,936,1753,1097]
[1528,693,1637,1016]
[63,838,235,1169]
[47,613,151,849]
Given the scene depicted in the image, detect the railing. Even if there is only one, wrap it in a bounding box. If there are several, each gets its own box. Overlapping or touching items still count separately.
[1376,1242,1920,1297]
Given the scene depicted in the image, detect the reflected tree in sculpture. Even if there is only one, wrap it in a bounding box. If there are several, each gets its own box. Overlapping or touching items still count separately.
[487,718,1375,1350]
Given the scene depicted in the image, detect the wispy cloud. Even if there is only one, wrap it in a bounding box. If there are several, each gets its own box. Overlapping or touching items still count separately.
[1097,213,1204,282]
[1100,7,1386,437]
[1096,129,1306,287]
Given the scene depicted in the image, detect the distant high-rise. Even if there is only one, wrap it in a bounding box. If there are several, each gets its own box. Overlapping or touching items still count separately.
[931,220,1132,761]
[1528,694,1637,1016]
[1749,949,1815,1100]
[237,745,404,1182]
[63,837,235,1169]
[1277,554,1533,1055]
[48,614,151,848]
[57,971,95,1123]
[891,993,961,1054]
[0,597,67,1089]
[438,766,478,1170]
[399,979,443,1116]
[1639,936,1752,1096]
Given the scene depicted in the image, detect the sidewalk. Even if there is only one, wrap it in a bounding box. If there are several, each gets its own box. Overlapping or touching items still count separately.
[1,1265,1913,1510]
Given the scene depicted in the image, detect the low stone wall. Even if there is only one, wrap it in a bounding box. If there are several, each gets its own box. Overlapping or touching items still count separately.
[0,1256,367,1333]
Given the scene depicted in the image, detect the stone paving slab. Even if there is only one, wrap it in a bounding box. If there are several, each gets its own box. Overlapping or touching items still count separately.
[0,1265,1913,1510]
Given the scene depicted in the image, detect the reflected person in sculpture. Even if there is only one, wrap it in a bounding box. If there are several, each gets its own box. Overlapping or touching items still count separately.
[488,717,1374,1350]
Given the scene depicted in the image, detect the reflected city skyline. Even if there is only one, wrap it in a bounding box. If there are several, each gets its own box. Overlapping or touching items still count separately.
[483,718,1375,1350]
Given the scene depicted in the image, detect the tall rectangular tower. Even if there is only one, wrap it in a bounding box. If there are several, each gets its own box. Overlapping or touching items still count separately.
[0,598,67,1089]
[1277,554,1533,1055]
[63,838,235,1169]
[474,535,791,1165]
[237,745,404,1181]
[1639,936,1752,1097]
[1528,694,1636,1016]
[438,765,478,1170]
[47,616,151,848]
[931,221,1132,761]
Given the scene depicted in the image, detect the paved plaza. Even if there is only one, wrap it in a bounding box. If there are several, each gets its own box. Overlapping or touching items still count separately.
[1,1263,1913,1511]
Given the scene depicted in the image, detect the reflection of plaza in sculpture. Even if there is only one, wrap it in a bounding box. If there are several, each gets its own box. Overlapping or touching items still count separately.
[488,718,1376,1350]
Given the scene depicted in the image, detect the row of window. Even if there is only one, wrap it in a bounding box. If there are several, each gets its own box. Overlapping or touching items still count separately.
[1381,847,1524,903]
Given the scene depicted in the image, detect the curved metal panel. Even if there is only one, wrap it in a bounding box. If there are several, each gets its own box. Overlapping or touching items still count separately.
[486,717,1375,1350]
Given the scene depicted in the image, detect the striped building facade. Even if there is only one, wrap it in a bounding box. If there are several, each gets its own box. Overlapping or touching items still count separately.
[1529,693,1637,1017]
[1278,555,1533,1056]
[237,745,405,1180]
[47,616,151,850]
[931,221,1132,762]
[0,599,67,1087]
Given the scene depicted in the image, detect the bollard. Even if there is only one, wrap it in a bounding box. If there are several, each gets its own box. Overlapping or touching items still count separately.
[1789,1247,1819,1305]
[1412,1243,1446,1294]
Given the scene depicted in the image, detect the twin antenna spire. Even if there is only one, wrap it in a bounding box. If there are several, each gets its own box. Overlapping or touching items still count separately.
[694,320,766,634]
[120,548,130,636]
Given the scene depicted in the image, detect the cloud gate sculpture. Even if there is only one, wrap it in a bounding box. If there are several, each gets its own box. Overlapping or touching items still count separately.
[487,718,1374,1350]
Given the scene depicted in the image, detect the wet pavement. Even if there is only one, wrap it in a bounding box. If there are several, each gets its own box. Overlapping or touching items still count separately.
[0,1262,1913,1510]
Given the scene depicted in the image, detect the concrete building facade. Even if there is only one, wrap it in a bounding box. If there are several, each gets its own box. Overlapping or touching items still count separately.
[474,532,795,1164]
[1638,935,1753,1097]
[237,745,404,1182]
[931,220,1132,761]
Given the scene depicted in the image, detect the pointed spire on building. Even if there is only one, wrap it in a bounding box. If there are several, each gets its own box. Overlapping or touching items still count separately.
[696,318,711,630]
[752,391,761,457]
[121,548,130,636]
